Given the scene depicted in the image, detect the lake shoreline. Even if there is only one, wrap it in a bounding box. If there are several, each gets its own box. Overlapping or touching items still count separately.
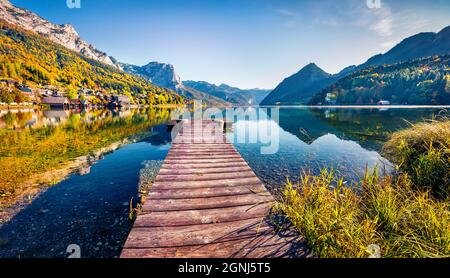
[0,104,185,111]
[0,139,131,226]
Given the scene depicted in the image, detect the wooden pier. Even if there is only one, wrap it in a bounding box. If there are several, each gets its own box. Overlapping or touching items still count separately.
[121,120,300,258]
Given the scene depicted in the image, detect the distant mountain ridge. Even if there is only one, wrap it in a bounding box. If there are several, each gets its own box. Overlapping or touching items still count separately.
[262,25,450,105]
[0,0,118,68]
[358,26,450,69]
[120,62,232,107]
[261,63,335,105]
[183,81,270,105]
[122,62,270,106]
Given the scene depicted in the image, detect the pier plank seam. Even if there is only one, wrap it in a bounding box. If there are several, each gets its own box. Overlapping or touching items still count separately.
[121,120,300,258]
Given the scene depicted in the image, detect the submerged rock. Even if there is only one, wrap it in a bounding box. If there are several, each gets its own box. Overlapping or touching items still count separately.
[138,160,163,200]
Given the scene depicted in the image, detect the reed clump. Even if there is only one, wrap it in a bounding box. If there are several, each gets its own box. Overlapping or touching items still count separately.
[383,119,450,198]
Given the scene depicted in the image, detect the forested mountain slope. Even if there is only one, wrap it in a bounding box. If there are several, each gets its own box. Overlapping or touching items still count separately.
[0,20,183,105]
[309,55,450,105]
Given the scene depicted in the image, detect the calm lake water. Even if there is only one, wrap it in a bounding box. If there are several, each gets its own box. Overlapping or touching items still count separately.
[0,106,448,258]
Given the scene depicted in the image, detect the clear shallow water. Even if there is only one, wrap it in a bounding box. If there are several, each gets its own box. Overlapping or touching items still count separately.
[0,107,447,258]
[228,107,449,190]
[0,109,174,258]
[0,139,171,258]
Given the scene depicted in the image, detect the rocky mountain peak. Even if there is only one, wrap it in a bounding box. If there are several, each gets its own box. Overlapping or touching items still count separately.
[0,0,118,68]
[300,63,329,75]
[294,63,331,82]
[60,23,79,36]
[303,62,319,69]
[140,62,182,89]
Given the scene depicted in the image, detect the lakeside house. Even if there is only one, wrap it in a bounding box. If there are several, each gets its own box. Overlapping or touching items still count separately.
[378,100,391,106]
[0,78,19,87]
[42,96,69,109]
[18,85,38,103]
[80,99,90,109]
[69,99,83,110]
[325,93,337,105]
[110,95,131,108]
[18,85,32,94]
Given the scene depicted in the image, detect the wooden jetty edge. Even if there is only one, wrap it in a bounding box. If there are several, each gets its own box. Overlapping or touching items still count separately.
[121,120,300,258]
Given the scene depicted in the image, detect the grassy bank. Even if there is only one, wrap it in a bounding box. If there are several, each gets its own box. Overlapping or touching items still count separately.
[0,108,174,208]
[383,119,450,197]
[276,119,450,258]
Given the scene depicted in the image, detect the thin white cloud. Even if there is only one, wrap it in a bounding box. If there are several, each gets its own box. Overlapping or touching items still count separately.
[350,1,432,37]
[356,1,395,37]
[371,17,394,36]
[313,17,342,27]
[308,0,396,36]
[273,0,434,37]
[274,8,297,17]
[393,10,430,31]
[273,7,300,28]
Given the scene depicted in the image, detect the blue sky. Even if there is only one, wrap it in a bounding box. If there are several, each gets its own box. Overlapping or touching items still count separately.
[10,0,450,89]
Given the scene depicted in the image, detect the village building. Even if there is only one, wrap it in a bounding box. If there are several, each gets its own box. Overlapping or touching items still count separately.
[18,85,32,94]
[17,85,37,103]
[80,99,90,109]
[42,96,69,109]
[325,93,337,105]
[110,95,131,108]
[53,91,65,97]
[378,100,391,106]
[0,78,19,87]
[69,99,83,110]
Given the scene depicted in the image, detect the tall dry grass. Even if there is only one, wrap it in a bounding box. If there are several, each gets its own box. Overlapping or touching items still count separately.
[383,119,450,197]
[276,169,450,258]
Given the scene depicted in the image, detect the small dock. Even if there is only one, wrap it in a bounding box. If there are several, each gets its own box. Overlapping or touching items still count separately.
[121,120,299,258]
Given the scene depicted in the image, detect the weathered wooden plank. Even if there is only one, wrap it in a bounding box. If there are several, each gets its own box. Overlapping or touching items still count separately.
[170,148,234,152]
[175,135,226,138]
[165,154,242,160]
[142,193,273,212]
[155,171,255,182]
[158,166,252,175]
[177,131,224,135]
[174,134,226,138]
[123,218,274,248]
[148,184,267,199]
[161,162,249,170]
[163,158,246,164]
[121,234,300,258]
[170,147,234,152]
[173,140,228,144]
[137,203,272,226]
[168,152,233,157]
[151,177,262,190]
[174,134,226,137]
[171,144,233,148]
[175,132,225,136]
